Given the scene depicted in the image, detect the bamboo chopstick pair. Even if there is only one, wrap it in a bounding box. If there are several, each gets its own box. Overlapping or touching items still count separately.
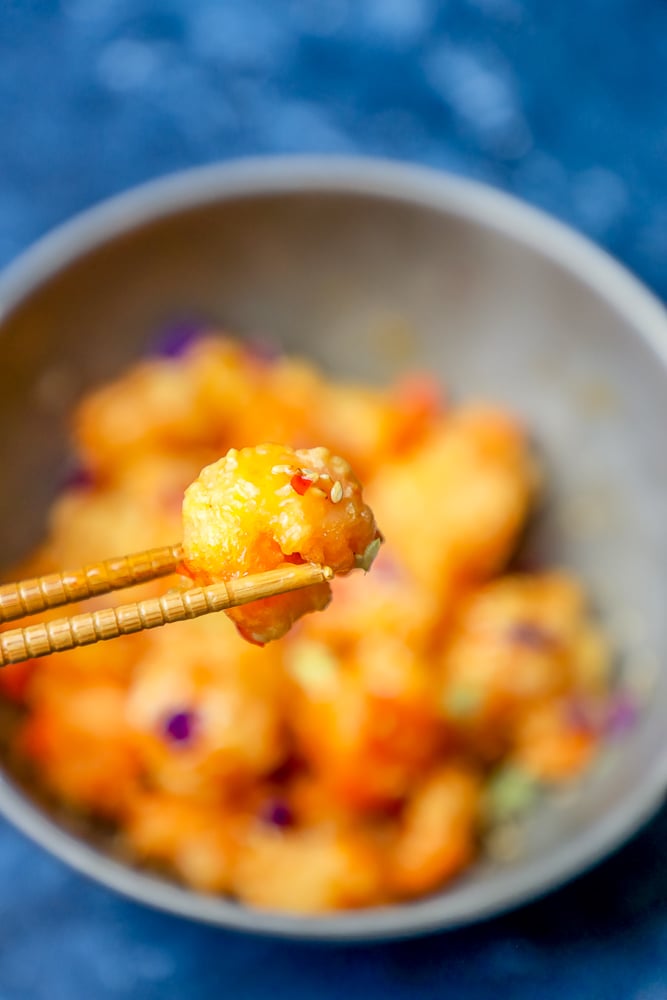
[0,545,332,667]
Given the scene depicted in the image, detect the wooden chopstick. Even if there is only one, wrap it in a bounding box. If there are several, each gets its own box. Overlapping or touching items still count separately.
[0,543,184,624]
[0,562,333,666]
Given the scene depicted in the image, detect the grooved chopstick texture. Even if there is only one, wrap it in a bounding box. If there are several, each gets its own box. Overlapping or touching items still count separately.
[0,544,184,623]
[0,563,333,666]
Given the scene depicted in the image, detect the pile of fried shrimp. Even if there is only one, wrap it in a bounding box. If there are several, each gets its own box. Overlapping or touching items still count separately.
[0,334,615,914]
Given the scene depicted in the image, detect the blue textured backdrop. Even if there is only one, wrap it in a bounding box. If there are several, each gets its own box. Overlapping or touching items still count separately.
[1,2,667,997]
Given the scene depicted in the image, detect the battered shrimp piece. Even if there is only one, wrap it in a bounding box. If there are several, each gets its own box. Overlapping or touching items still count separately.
[512,701,598,781]
[233,825,384,913]
[48,454,204,565]
[300,544,441,654]
[389,765,481,897]
[438,573,609,762]
[125,614,287,796]
[123,792,240,892]
[367,406,537,598]
[126,794,240,894]
[20,680,139,819]
[18,634,146,817]
[287,635,444,810]
[73,338,254,476]
[181,443,381,644]
[311,371,444,480]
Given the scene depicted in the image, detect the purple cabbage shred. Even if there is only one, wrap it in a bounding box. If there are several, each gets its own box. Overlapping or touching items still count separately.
[151,318,206,359]
[605,692,639,737]
[163,709,197,745]
[260,799,294,829]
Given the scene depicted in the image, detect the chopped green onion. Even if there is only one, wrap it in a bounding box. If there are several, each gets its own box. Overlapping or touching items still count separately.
[286,641,339,695]
[484,765,540,823]
[443,684,482,719]
[355,537,382,572]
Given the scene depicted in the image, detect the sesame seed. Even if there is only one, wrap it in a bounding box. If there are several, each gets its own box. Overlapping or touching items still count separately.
[271,464,294,475]
[330,481,343,503]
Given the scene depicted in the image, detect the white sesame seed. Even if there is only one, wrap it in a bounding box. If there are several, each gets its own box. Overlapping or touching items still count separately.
[330,481,343,503]
[271,464,294,475]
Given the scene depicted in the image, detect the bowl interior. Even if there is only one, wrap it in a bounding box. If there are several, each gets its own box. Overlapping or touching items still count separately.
[1,163,666,938]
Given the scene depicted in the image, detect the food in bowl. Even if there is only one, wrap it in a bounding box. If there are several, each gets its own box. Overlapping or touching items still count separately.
[0,332,616,913]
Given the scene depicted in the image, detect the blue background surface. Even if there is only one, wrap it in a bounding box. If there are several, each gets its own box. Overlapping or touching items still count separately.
[1,1,667,997]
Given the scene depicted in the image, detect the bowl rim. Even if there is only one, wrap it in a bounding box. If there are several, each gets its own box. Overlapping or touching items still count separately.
[1,154,667,941]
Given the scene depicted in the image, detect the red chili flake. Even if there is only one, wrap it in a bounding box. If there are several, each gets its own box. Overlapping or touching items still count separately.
[243,336,281,367]
[290,473,314,495]
[61,464,95,492]
[564,697,600,735]
[394,372,443,420]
